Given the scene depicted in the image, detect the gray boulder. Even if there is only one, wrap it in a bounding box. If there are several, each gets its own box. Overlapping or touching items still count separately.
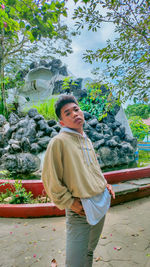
[93,139,105,150]
[83,111,92,120]
[103,134,111,142]
[88,119,99,128]
[34,114,44,121]
[59,66,68,76]
[28,108,38,118]
[106,139,118,147]
[95,123,103,133]
[9,113,20,125]
[37,120,48,131]
[0,115,6,127]
[89,131,104,142]
[38,136,51,149]
[21,137,31,152]
[45,126,53,136]
[50,131,58,138]
[98,146,118,167]
[121,142,134,154]
[53,124,61,133]
[11,144,22,153]
[3,153,40,174]
[31,143,42,155]
[36,131,45,138]
[13,119,37,143]
[0,131,8,147]
[47,120,57,127]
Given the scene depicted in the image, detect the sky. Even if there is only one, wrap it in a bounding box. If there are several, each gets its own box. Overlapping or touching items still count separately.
[59,0,115,79]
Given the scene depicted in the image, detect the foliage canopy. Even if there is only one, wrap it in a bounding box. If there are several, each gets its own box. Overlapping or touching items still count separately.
[0,0,72,116]
[129,116,149,141]
[79,81,116,121]
[125,104,150,119]
[73,0,150,102]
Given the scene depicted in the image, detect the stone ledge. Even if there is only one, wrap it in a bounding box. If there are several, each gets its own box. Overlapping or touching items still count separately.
[0,203,65,218]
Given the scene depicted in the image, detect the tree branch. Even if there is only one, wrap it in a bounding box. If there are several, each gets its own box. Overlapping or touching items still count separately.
[115,10,149,43]
[4,36,28,57]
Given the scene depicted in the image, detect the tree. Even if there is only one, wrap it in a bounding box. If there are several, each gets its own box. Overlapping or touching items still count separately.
[129,116,149,141]
[0,0,71,116]
[125,103,150,119]
[73,0,150,102]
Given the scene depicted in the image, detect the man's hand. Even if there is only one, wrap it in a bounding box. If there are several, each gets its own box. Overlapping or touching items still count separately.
[106,184,115,199]
[70,198,85,216]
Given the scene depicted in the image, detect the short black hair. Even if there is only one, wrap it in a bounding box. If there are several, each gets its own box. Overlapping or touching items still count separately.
[55,95,78,119]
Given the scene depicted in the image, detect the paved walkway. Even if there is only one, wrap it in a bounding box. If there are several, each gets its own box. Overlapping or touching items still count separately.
[0,197,150,267]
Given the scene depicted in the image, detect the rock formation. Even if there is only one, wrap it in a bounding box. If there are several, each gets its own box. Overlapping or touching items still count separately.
[6,59,90,111]
[0,108,137,175]
[2,58,136,175]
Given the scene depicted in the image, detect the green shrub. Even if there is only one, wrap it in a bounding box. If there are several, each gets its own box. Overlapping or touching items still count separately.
[0,180,51,204]
[125,104,150,119]
[79,82,115,121]
[0,97,3,115]
[0,180,33,204]
[129,116,149,141]
[31,97,58,120]
[0,96,19,119]
[138,150,150,167]
[9,180,33,204]
[62,76,77,93]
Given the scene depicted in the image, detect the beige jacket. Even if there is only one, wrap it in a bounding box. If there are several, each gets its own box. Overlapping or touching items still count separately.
[42,128,107,210]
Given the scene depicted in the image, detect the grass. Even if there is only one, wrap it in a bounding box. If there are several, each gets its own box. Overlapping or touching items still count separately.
[137,150,150,167]
[30,97,58,121]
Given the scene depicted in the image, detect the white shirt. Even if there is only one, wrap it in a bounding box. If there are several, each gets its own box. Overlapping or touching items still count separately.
[81,188,111,225]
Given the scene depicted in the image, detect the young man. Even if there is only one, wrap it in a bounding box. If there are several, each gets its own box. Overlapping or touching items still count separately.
[42,95,115,267]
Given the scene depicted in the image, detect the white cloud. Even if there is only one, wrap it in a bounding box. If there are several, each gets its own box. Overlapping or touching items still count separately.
[99,23,116,43]
[59,0,116,78]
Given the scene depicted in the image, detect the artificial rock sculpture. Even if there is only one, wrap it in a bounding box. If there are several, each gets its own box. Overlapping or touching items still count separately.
[2,58,136,175]
[0,107,137,175]
[6,58,88,111]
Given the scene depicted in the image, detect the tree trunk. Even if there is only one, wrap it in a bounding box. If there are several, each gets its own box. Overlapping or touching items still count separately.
[0,30,7,117]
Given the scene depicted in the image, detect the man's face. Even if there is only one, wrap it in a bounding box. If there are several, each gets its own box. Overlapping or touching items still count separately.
[59,102,84,134]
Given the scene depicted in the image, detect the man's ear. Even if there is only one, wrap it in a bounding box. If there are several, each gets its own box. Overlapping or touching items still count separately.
[59,120,65,126]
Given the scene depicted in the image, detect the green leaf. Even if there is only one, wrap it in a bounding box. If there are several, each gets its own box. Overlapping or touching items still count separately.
[19,21,25,28]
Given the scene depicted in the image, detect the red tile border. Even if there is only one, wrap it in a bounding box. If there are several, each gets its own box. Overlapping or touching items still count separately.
[0,166,150,218]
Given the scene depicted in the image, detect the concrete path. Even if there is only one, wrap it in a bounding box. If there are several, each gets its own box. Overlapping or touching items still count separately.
[0,197,150,267]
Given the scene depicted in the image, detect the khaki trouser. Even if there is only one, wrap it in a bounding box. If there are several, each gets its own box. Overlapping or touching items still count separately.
[65,209,105,267]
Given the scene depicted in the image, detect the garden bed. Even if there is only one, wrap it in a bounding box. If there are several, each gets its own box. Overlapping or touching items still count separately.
[0,166,150,218]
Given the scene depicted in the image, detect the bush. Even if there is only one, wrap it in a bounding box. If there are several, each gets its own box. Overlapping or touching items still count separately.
[31,97,58,120]
[79,82,116,121]
[138,150,150,167]
[125,104,150,119]
[0,180,51,204]
[0,97,3,115]
[9,180,33,204]
[0,96,19,119]
[0,180,33,204]
[129,116,149,141]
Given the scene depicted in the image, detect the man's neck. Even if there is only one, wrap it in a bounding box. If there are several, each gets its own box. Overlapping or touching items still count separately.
[64,127,84,136]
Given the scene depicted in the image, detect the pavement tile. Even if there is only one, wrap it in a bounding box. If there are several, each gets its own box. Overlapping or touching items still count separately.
[0,197,150,267]
[128,178,150,186]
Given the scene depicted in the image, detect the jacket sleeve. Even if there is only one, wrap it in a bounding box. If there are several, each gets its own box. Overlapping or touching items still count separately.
[42,137,74,210]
